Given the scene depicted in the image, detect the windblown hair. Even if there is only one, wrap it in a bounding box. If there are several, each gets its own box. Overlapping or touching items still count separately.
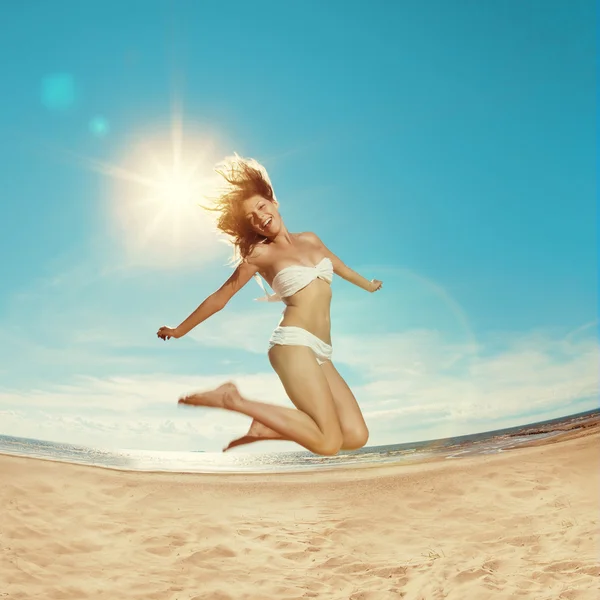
[204,155,277,262]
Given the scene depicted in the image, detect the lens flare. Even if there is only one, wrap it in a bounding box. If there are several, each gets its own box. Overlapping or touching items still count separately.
[89,116,109,137]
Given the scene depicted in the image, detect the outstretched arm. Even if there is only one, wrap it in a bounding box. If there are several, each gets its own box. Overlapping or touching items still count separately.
[305,232,382,293]
[157,260,260,340]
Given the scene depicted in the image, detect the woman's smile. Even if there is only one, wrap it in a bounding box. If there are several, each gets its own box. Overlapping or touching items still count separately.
[260,215,273,232]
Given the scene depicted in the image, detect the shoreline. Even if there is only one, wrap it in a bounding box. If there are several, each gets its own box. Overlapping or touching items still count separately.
[1,417,597,479]
[1,422,598,482]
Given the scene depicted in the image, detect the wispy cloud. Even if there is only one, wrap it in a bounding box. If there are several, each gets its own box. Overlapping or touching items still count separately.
[1,323,596,451]
[0,371,291,451]
[188,305,281,354]
[0,372,291,412]
[347,329,597,422]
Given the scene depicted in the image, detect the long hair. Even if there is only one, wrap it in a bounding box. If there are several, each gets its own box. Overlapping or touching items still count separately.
[204,154,277,262]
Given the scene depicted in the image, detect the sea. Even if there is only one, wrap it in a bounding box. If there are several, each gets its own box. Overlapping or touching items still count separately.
[0,409,597,474]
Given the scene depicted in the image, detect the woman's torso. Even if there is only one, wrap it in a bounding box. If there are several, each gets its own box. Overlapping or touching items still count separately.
[257,233,332,344]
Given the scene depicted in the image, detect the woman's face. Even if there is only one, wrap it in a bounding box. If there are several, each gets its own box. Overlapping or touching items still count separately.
[242,194,281,237]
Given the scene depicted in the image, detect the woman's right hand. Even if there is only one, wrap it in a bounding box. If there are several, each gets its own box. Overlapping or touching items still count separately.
[369,279,383,292]
[157,326,181,341]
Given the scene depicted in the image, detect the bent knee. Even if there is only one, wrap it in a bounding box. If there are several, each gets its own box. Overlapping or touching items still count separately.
[318,441,343,456]
[342,425,369,450]
[315,430,344,456]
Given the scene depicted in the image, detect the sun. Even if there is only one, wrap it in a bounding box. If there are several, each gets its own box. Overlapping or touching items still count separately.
[64,109,227,267]
[110,132,223,267]
[158,171,195,208]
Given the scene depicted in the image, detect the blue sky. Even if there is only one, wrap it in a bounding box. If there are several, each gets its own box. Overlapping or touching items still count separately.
[0,0,596,453]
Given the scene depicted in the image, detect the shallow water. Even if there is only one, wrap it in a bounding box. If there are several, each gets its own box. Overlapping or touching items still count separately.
[2,409,596,473]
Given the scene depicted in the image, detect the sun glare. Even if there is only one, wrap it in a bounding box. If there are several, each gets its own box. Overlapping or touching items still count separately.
[108,135,223,267]
[65,110,227,268]
[159,172,193,207]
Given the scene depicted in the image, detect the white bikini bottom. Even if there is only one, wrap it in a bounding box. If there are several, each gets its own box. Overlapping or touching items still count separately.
[268,326,332,365]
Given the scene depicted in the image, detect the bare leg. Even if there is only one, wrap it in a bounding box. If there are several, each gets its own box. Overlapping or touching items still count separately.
[222,420,285,453]
[179,382,339,455]
[222,361,369,452]
[179,346,343,456]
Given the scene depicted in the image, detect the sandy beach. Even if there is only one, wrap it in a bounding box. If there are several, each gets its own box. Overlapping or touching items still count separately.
[2,426,598,600]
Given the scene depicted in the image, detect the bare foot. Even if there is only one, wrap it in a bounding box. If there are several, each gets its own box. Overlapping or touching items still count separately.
[244,419,280,438]
[222,419,286,452]
[178,382,241,410]
[222,436,263,452]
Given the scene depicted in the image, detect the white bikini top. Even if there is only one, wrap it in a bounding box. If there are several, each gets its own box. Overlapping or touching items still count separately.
[255,257,334,302]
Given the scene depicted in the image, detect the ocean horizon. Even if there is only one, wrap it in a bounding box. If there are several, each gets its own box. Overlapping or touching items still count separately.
[1,408,596,474]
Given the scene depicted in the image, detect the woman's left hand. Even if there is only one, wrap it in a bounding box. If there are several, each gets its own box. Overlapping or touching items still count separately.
[370,279,383,292]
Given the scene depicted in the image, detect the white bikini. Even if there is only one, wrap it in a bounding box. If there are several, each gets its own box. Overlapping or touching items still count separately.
[255,257,334,365]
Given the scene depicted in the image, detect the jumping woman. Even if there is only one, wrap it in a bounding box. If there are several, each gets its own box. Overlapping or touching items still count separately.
[157,156,382,455]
